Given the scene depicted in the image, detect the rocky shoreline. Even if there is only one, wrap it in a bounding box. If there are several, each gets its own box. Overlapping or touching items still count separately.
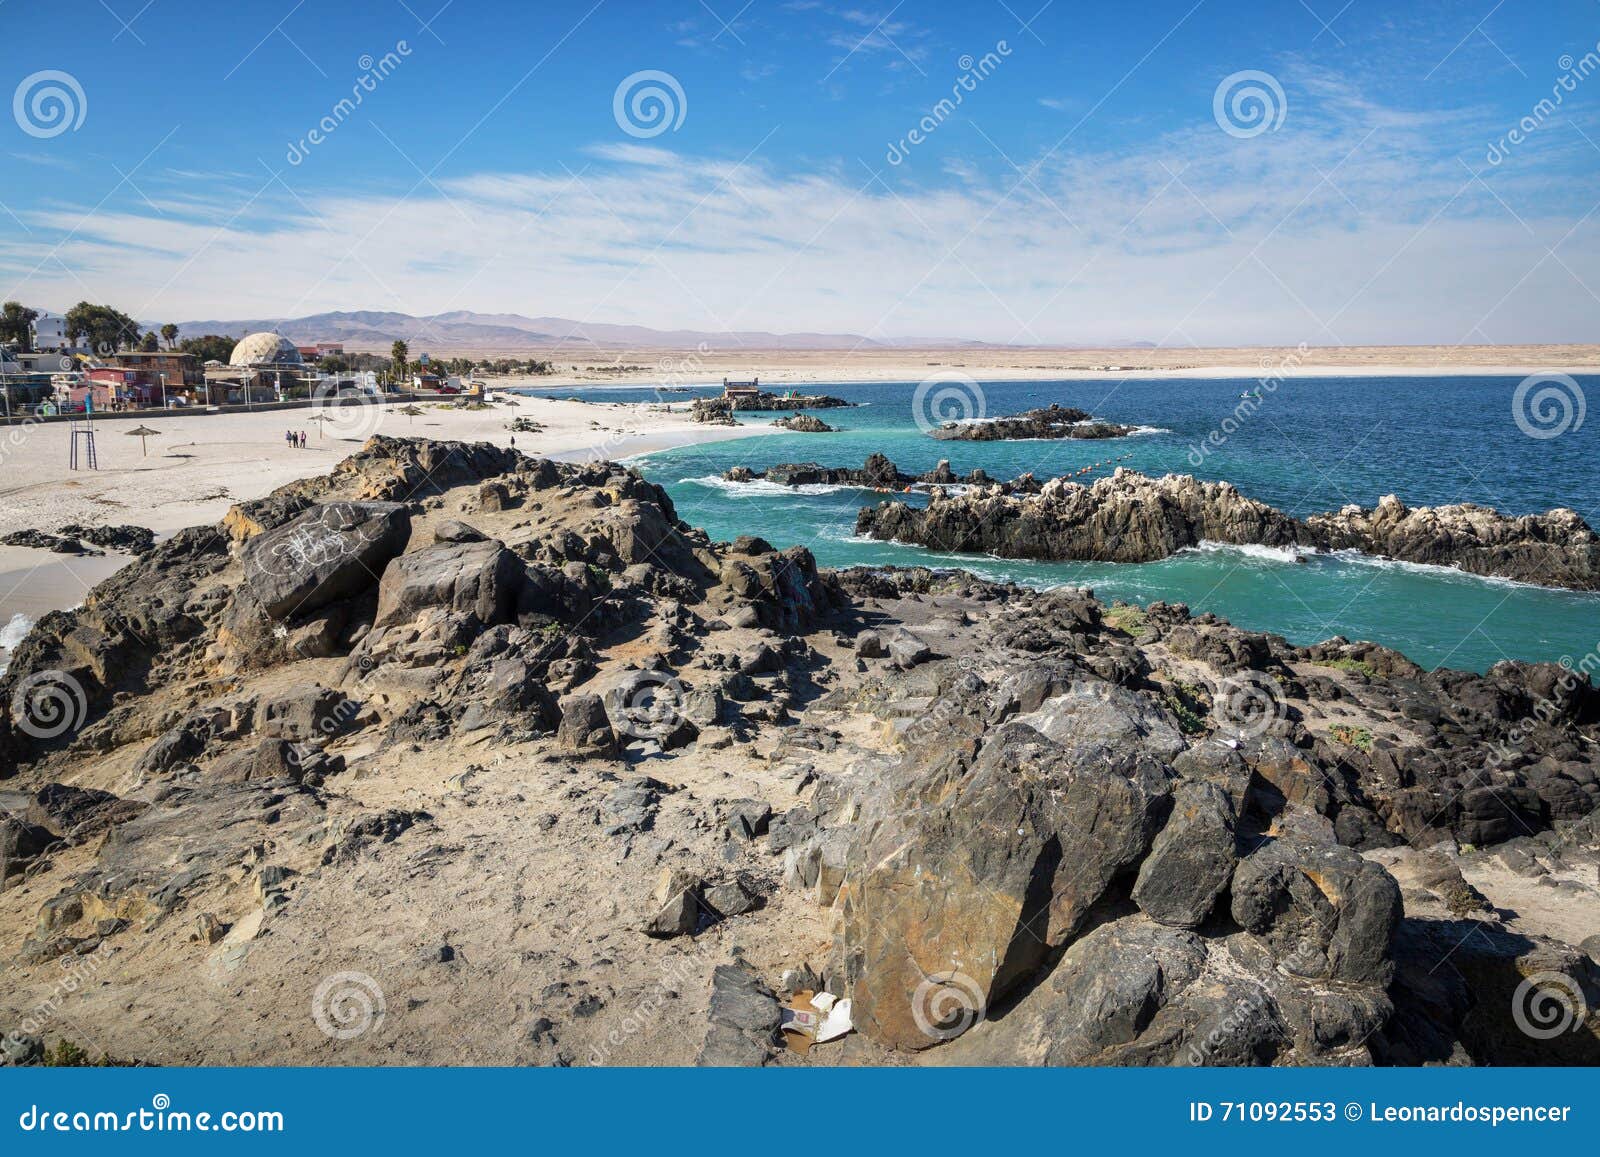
[0,437,1596,1067]
[856,468,1600,591]
[931,403,1135,441]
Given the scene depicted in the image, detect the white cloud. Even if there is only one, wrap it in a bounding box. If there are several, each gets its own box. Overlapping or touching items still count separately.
[4,74,1597,345]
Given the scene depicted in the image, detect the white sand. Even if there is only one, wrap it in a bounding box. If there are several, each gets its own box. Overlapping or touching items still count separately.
[0,394,772,663]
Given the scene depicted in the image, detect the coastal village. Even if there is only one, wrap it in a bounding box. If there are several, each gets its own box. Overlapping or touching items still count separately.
[0,304,498,419]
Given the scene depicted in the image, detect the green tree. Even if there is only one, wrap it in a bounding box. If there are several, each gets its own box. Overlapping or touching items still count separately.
[64,302,142,353]
[0,301,40,351]
[390,339,409,385]
[159,323,179,349]
[139,330,160,352]
[177,334,237,364]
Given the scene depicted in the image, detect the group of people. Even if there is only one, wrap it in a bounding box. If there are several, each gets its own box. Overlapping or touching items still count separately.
[285,429,309,449]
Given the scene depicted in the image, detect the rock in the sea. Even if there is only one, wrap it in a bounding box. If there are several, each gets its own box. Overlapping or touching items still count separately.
[930,403,1134,441]
[857,468,1600,591]
[771,414,836,432]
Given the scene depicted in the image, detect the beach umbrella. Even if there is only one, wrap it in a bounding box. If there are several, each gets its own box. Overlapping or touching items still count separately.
[124,424,161,457]
[399,404,424,425]
[309,412,332,439]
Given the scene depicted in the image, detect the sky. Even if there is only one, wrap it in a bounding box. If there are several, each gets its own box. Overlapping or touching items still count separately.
[2,0,1599,346]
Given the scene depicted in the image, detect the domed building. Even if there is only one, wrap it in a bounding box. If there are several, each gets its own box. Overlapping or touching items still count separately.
[228,332,303,367]
[207,331,310,406]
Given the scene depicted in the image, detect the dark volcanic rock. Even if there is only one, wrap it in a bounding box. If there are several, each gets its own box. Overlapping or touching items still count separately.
[770,414,836,432]
[242,501,411,620]
[857,468,1600,590]
[695,962,781,1066]
[374,537,523,628]
[1131,780,1238,928]
[931,403,1134,441]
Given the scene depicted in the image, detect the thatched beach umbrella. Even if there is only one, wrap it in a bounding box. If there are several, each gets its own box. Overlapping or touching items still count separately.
[308,412,332,439]
[399,404,424,425]
[125,424,161,457]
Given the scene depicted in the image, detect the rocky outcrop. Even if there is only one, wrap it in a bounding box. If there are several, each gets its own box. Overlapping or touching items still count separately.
[1306,495,1600,591]
[859,469,1304,563]
[694,391,851,418]
[857,468,1600,590]
[723,455,1008,492]
[770,414,836,432]
[930,403,1134,441]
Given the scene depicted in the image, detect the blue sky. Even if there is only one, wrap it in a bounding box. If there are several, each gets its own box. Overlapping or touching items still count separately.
[3,0,1600,344]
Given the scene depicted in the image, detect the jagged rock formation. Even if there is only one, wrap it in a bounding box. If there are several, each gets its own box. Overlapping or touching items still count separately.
[1,441,1596,1067]
[930,403,1134,441]
[770,414,836,432]
[724,454,1015,492]
[856,468,1600,590]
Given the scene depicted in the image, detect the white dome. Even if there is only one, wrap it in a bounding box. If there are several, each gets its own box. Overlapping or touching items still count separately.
[228,332,303,367]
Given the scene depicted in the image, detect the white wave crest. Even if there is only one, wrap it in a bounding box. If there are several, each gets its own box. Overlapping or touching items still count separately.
[0,612,35,675]
[1188,540,1314,564]
[684,474,856,497]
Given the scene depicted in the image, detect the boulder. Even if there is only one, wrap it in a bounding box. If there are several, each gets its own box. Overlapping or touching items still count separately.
[1,817,56,891]
[374,538,524,628]
[1230,826,1402,985]
[695,962,781,1066]
[556,694,617,757]
[241,501,410,620]
[839,723,1171,1050]
[1132,781,1238,927]
[643,868,703,938]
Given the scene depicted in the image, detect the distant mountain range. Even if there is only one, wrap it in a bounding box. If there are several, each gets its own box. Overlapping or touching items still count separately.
[167,310,1155,352]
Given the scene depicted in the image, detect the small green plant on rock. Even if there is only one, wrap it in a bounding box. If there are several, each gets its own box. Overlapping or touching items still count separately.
[1329,723,1375,751]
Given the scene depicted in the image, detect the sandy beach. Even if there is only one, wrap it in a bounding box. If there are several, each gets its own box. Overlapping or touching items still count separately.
[0,393,772,666]
[471,342,1600,389]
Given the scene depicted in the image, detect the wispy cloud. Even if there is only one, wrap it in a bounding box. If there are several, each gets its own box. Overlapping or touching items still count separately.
[5,72,1597,345]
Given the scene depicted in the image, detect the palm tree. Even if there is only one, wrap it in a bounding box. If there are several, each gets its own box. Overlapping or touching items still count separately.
[160,323,179,349]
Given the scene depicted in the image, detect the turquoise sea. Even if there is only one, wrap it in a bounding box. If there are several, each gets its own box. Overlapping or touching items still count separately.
[522,375,1599,673]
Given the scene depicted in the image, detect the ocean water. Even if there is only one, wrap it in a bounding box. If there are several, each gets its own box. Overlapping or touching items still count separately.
[520,376,1600,673]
